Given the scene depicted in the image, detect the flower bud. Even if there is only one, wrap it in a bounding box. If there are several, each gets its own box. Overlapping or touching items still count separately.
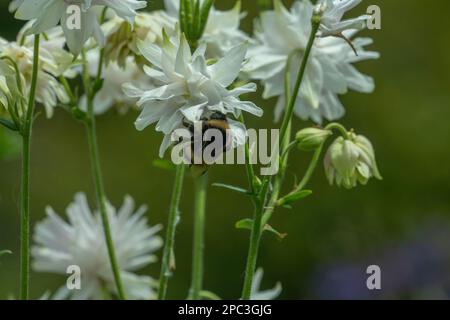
[295,127,332,151]
[324,133,382,189]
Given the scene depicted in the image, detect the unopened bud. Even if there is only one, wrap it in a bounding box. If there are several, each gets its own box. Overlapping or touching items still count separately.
[295,127,332,151]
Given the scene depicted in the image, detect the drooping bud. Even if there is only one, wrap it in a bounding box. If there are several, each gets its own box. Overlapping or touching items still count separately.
[324,132,382,189]
[295,127,332,151]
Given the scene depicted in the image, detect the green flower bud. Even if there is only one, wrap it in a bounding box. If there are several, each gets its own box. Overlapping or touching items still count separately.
[324,132,382,189]
[295,127,332,151]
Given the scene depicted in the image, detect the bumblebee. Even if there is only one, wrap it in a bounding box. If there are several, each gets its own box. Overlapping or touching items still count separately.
[182,111,232,176]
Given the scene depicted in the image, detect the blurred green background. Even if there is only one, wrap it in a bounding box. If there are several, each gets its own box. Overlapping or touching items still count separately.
[1,0,450,299]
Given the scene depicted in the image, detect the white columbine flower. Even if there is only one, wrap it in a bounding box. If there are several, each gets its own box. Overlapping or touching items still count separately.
[14,0,147,55]
[250,268,282,300]
[123,33,262,156]
[164,0,250,59]
[316,0,369,37]
[32,192,163,300]
[0,31,70,118]
[324,132,382,189]
[244,0,379,124]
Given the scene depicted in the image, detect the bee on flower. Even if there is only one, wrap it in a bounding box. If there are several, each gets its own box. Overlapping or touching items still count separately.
[123,31,263,158]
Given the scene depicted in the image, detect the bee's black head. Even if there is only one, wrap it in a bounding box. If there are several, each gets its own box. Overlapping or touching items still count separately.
[208,111,227,121]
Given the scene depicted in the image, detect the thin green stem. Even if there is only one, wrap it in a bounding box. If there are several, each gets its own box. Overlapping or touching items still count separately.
[58,75,75,105]
[261,120,292,227]
[241,180,270,300]
[85,103,126,300]
[325,122,350,139]
[188,173,208,300]
[277,143,324,206]
[20,34,40,300]
[158,164,186,300]
[238,113,257,196]
[296,143,324,192]
[279,19,320,142]
[241,17,321,299]
[81,49,126,300]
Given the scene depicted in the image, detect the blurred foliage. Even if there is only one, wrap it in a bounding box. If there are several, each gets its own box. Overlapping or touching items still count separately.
[1,0,450,299]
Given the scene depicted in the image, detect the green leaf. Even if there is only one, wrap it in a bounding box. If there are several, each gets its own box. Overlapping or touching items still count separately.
[199,290,222,300]
[180,0,188,34]
[198,0,214,38]
[0,250,12,258]
[181,0,194,39]
[235,219,287,240]
[212,183,253,195]
[192,0,201,39]
[263,224,287,240]
[235,218,253,230]
[153,159,176,172]
[277,190,313,206]
[0,118,18,131]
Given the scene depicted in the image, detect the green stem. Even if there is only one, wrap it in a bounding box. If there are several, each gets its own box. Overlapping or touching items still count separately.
[81,49,126,300]
[85,105,126,300]
[241,180,270,300]
[58,75,75,105]
[276,123,347,204]
[296,143,324,192]
[241,17,321,299]
[238,113,257,196]
[158,164,186,300]
[19,34,40,300]
[277,143,324,206]
[279,19,320,142]
[188,173,208,300]
[325,122,350,139]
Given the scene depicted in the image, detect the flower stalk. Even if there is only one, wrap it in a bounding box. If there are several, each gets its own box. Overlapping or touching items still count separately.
[19,34,40,300]
[188,173,208,300]
[241,13,322,300]
[81,49,126,300]
[158,164,186,300]
[279,15,321,142]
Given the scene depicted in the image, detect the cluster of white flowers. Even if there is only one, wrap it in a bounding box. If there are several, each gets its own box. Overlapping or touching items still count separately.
[244,0,378,124]
[0,24,73,118]
[13,0,147,55]
[0,0,382,300]
[32,193,162,300]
